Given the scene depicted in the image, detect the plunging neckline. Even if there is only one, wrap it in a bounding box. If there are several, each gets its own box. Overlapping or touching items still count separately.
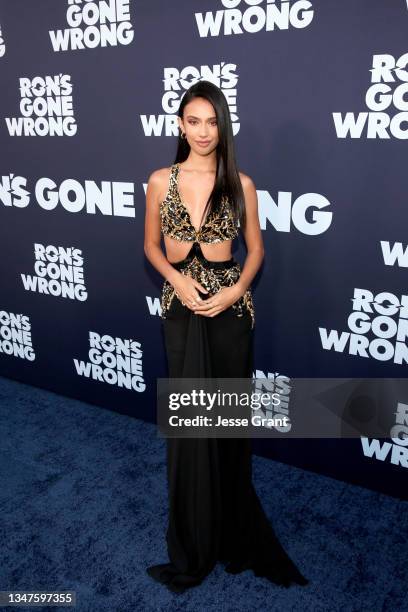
[175,163,212,234]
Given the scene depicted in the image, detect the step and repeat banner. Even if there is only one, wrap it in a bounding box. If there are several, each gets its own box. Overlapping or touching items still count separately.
[0,0,407,499]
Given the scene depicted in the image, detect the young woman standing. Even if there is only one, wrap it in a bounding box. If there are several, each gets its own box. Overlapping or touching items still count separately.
[144,80,308,594]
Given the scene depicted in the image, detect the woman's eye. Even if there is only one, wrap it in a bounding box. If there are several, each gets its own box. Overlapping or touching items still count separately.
[187,121,217,126]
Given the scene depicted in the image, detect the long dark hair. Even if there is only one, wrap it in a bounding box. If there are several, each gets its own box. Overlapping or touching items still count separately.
[174,80,247,232]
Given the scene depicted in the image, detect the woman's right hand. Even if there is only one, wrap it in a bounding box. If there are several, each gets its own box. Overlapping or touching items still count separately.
[172,273,209,311]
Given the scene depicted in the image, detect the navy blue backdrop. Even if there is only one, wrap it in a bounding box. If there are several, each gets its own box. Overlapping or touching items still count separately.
[1,0,407,499]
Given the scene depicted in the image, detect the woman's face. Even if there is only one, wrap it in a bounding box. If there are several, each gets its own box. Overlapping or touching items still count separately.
[178,97,219,155]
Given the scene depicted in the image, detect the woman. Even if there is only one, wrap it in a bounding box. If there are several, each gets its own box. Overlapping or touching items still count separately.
[144,81,308,594]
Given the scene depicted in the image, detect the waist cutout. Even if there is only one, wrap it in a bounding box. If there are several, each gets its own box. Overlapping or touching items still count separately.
[171,241,236,270]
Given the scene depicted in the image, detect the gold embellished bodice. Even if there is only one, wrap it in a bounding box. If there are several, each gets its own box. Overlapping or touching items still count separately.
[161,243,255,329]
[159,163,255,329]
[160,163,239,243]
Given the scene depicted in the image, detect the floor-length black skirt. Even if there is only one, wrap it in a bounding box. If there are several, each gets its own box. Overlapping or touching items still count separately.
[147,256,309,594]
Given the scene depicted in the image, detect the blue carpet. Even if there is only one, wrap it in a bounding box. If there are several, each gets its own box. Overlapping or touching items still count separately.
[0,375,406,612]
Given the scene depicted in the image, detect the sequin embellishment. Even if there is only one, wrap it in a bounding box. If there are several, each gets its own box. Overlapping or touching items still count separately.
[159,164,255,329]
[160,245,255,330]
[160,163,239,243]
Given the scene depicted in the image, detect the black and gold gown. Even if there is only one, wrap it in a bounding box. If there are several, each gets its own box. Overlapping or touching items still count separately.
[146,163,308,593]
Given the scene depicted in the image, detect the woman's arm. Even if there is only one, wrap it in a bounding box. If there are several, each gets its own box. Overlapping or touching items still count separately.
[144,169,209,307]
[143,169,181,286]
[235,173,265,294]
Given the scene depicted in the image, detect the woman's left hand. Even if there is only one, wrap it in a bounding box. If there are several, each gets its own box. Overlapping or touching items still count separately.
[192,284,244,318]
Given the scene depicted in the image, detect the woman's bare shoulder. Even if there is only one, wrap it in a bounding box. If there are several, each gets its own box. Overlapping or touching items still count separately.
[238,170,256,191]
[146,166,174,204]
[148,165,172,186]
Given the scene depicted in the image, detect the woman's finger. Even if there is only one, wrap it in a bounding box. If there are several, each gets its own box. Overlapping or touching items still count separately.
[193,300,217,311]
[196,303,224,316]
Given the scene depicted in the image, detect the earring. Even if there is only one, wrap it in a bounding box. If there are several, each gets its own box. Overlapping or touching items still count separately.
[180,130,186,139]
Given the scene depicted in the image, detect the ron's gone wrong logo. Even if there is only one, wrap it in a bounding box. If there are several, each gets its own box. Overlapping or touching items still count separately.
[333,53,408,140]
[319,288,408,365]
